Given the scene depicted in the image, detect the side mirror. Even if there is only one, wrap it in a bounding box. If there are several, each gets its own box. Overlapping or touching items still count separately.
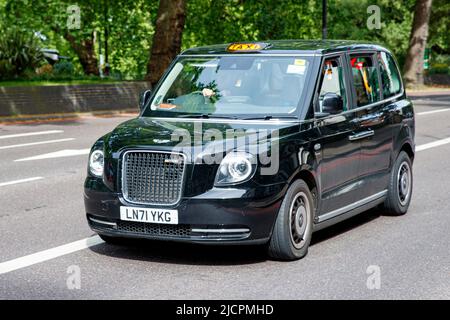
[139,90,152,111]
[322,92,343,115]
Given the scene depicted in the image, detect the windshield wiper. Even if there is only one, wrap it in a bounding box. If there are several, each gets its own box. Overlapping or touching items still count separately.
[179,114,238,120]
[242,115,300,121]
[178,114,299,121]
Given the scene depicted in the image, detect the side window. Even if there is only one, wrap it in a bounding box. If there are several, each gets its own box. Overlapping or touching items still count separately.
[350,55,380,106]
[317,57,347,113]
[378,51,402,98]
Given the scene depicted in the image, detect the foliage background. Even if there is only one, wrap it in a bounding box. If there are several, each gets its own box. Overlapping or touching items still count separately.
[0,0,448,80]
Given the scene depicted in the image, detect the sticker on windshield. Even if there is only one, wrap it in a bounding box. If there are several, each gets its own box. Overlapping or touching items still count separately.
[294,59,306,66]
[286,64,306,75]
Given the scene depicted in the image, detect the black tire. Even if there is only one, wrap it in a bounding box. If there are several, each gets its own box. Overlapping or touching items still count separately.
[98,234,128,245]
[268,179,314,261]
[382,151,413,216]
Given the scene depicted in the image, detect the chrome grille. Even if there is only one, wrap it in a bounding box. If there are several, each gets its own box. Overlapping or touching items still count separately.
[122,151,185,205]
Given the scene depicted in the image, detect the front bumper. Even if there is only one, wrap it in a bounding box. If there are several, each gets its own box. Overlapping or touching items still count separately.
[84,179,285,244]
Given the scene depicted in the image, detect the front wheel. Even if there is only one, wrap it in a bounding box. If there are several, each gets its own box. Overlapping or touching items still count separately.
[382,151,413,216]
[268,179,314,261]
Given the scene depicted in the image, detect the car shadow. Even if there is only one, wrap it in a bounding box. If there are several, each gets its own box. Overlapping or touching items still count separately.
[88,207,385,266]
[311,207,382,245]
[88,237,269,266]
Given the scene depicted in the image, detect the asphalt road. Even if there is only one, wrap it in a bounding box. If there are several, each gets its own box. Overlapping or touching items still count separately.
[0,93,449,300]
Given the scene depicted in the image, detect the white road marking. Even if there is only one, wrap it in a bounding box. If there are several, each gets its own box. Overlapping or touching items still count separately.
[416,109,450,116]
[0,130,64,140]
[15,149,90,162]
[416,137,450,152]
[1,135,450,276]
[0,138,75,150]
[0,236,104,275]
[0,177,44,188]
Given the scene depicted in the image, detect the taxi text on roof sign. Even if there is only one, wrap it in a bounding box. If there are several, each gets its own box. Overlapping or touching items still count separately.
[227,43,269,52]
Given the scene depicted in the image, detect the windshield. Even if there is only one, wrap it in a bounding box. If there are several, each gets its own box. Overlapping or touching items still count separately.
[145,55,312,118]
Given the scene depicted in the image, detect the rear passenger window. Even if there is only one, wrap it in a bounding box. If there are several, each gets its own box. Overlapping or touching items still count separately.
[378,52,402,98]
[350,55,380,106]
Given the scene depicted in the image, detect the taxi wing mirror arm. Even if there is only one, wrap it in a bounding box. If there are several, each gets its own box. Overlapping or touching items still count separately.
[139,90,152,111]
[312,91,331,119]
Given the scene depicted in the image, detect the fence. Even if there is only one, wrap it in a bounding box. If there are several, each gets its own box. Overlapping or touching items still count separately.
[0,82,150,117]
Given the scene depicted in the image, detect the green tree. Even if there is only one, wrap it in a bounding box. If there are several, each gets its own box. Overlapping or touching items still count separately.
[146,0,187,87]
[327,0,416,67]
[428,0,450,54]
[1,0,156,78]
[3,0,101,75]
[107,0,157,79]
[0,27,44,79]
[403,0,434,87]
[183,0,320,48]
[1,0,448,82]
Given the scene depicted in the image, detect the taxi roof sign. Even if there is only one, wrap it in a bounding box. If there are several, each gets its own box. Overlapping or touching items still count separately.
[227,42,269,52]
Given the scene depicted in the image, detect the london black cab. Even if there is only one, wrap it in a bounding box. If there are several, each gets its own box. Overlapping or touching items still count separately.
[84,40,415,260]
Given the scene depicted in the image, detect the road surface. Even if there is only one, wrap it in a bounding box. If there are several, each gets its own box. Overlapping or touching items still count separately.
[0,93,449,299]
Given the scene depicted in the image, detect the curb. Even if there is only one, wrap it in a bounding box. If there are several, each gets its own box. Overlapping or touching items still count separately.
[406,89,450,97]
[0,109,138,125]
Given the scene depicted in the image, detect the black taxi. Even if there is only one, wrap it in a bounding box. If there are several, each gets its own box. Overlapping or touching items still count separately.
[84,40,415,260]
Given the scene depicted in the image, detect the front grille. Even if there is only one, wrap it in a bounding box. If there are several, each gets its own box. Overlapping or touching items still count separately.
[117,221,191,237]
[122,151,185,205]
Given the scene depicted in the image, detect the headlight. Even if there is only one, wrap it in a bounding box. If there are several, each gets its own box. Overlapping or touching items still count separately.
[215,152,256,186]
[89,149,104,177]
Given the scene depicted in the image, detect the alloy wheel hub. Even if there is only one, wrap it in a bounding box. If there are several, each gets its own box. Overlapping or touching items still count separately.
[295,206,307,236]
[397,161,411,206]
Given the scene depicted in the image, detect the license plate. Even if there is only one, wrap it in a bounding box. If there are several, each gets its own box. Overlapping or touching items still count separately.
[120,206,178,225]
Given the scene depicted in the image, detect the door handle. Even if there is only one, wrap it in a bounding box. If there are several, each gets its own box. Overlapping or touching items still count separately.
[349,130,375,141]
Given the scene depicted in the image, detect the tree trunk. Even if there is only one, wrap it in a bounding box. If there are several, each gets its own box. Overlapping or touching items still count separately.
[403,0,433,88]
[63,32,99,76]
[145,0,187,88]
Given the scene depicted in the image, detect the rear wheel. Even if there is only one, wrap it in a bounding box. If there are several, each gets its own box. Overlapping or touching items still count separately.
[382,151,413,215]
[268,179,314,260]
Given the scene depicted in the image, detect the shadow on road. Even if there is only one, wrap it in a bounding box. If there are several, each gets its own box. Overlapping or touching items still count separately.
[311,207,382,245]
[88,207,384,266]
[89,238,269,266]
